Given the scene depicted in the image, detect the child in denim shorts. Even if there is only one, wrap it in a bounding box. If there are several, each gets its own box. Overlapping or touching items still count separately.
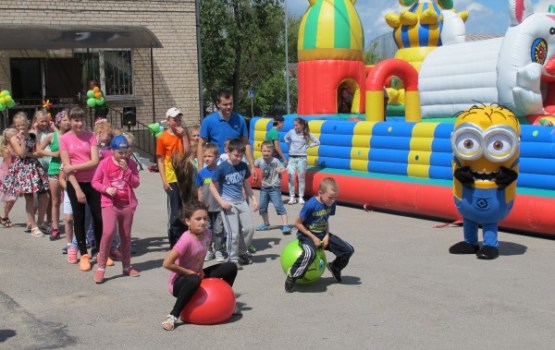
[254,141,290,234]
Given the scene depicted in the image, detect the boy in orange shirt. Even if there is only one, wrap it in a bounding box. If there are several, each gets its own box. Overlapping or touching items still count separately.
[156,107,191,248]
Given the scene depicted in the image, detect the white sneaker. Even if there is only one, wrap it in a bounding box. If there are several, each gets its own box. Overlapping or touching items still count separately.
[298,198,305,205]
[288,197,297,205]
[204,250,215,261]
[215,251,225,262]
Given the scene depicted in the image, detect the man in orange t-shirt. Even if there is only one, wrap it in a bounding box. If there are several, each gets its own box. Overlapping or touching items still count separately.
[156,107,190,248]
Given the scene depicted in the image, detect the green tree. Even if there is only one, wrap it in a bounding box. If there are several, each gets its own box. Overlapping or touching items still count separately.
[364,41,383,65]
[199,0,299,117]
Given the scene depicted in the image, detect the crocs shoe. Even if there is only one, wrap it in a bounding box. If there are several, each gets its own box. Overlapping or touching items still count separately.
[256,223,270,231]
[68,247,78,264]
[247,245,257,254]
[94,268,105,284]
[282,226,292,235]
[79,254,92,271]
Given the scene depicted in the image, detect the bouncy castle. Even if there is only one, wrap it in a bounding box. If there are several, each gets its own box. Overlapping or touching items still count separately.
[250,0,555,236]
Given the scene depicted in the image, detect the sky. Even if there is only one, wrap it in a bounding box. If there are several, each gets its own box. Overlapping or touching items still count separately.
[286,0,550,45]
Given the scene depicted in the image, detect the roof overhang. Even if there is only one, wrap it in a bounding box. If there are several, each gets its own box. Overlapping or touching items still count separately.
[0,24,163,49]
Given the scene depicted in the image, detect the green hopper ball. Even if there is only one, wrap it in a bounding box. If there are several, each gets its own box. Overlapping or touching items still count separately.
[280,239,327,284]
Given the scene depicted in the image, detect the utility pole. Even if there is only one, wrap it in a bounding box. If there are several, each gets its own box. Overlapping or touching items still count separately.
[284,0,291,115]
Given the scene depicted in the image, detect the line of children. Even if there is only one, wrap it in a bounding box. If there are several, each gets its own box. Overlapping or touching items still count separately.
[0,107,142,283]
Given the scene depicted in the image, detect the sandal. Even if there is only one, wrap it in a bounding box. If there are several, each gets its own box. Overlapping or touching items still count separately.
[0,217,14,228]
[162,314,177,331]
[31,227,44,238]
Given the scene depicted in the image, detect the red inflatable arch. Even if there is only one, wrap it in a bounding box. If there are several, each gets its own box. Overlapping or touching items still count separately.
[365,58,420,122]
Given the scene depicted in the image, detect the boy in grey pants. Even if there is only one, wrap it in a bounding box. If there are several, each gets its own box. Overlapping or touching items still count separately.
[209,138,258,269]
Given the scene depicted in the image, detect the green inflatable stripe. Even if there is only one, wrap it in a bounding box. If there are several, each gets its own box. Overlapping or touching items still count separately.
[303,1,322,49]
[334,0,350,48]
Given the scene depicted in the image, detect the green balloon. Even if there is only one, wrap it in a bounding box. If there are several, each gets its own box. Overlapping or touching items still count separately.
[6,100,15,108]
[95,97,105,105]
[0,103,5,111]
[155,131,163,138]
[148,123,161,135]
[87,98,96,107]
[87,90,94,98]
[1,90,10,97]
[280,239,327,284]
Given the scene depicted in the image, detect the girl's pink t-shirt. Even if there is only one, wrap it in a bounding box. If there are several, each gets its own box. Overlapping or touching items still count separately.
[59,131,98,182]
[168,229,212,294]
[106,159,131,205]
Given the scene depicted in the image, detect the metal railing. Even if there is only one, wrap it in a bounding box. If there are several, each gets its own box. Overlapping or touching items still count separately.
[0,100,157,162]
[96,107,156,162]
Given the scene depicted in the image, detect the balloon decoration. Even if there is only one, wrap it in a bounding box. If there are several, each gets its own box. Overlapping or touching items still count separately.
[148,121,167,138]
[42,99,53,120]
[0,90,16,111]
[86,86,107,108]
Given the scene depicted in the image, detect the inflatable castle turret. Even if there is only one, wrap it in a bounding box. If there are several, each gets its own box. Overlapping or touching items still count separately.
[385,0,468,70]
[297,0,366,115]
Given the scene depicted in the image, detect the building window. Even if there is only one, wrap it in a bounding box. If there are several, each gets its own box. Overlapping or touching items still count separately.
[74,50,133,96]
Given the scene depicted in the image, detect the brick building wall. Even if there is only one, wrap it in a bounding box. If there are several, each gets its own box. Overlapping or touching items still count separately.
[0,0,200,127]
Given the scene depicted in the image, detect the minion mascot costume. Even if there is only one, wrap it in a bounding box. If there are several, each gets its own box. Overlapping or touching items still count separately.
[449,105,520,260]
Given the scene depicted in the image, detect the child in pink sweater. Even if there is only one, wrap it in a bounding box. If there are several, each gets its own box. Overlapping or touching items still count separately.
[91,134,140,283]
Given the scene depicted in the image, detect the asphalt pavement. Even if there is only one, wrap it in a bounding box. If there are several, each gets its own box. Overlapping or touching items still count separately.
[1,171,555,350]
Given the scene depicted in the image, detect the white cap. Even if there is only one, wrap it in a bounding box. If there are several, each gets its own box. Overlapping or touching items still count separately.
[165,107,183,119]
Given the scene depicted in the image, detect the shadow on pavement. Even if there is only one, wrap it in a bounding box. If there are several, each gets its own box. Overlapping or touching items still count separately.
[499,241,527,256]
[250,237,282,252]
[132,236,168,257]
[0,329,16,342]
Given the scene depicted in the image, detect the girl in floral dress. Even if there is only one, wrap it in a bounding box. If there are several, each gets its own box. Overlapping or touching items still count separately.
[0,128,19,227]
[1,112,50,236]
